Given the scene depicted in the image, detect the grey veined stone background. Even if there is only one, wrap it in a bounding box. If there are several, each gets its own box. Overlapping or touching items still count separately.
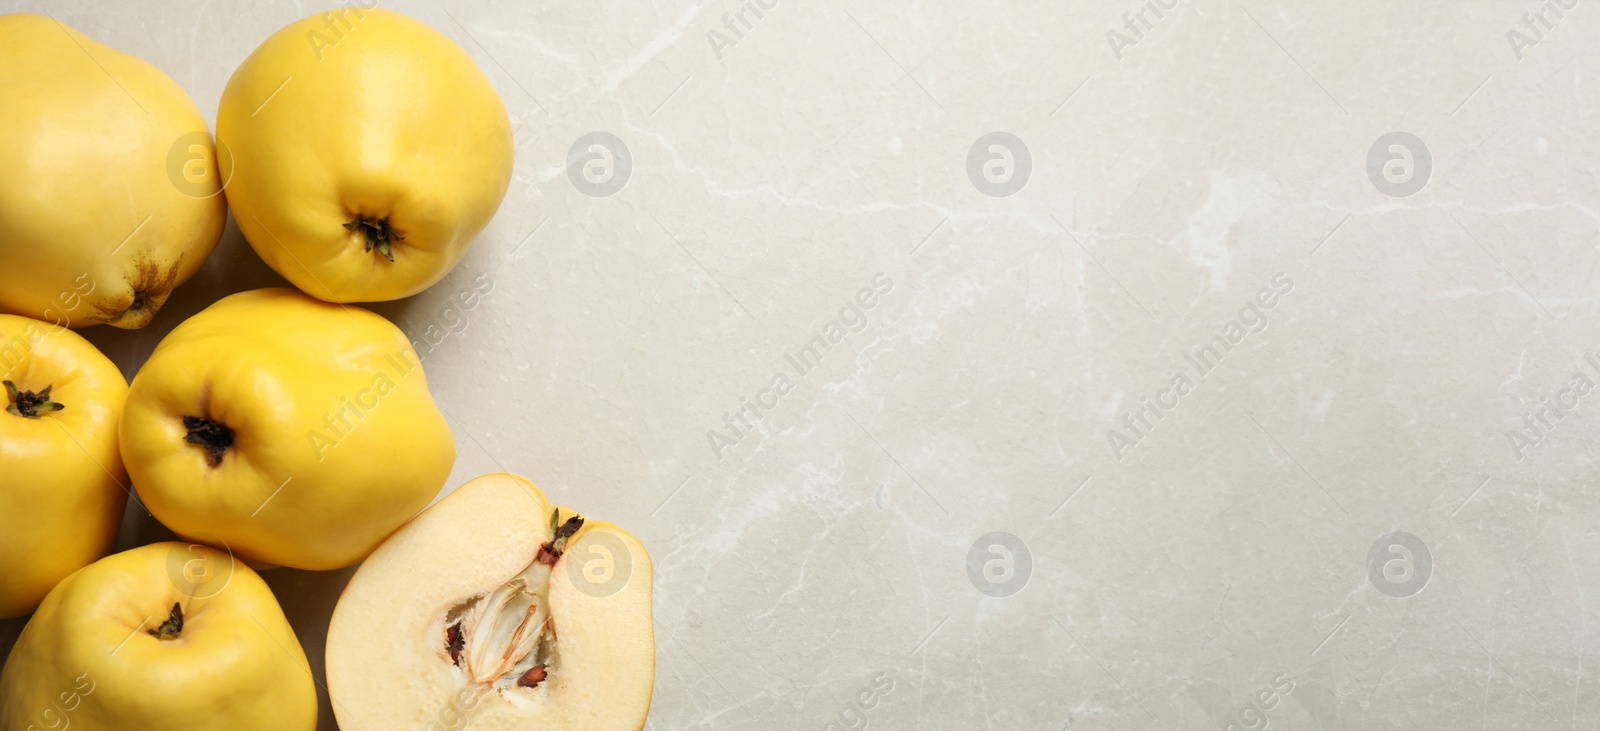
[3,0,1599,729]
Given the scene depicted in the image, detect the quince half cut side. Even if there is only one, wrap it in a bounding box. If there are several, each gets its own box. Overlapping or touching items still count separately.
[326,473,655,731]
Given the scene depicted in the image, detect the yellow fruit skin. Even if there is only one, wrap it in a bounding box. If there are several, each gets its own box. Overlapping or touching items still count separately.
[0,14,226,329]
[120,288,456,570]
[0,315,128,618]
[216,7,513,303]
[0,542,316,731]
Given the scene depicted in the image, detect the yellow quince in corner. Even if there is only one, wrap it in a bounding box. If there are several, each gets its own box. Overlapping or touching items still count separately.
[0,542,316,730]
[0,14,226,329]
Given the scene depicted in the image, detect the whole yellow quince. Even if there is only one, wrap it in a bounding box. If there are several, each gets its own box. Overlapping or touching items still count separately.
[120,288,456,570]
[216,7,513,303]
[0,315,128,618]
[0,14,226,329]
[0,542,316,731]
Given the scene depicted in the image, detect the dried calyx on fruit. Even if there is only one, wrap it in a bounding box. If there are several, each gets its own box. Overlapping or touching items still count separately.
[182,416,234,467]
[147,602,184,640]
[344,216,403,263]
[4,381,64,419]
[440,510,585,691]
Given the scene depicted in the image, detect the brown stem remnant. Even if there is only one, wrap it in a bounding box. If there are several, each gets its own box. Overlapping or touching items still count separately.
[183,416,234,468]
[4,381,64,419]
[148,602,184,640]
[344,216,403,263]
[535,511,585,567]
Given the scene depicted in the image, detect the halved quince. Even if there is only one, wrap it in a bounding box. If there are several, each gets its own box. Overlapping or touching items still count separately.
[326,473,655,730]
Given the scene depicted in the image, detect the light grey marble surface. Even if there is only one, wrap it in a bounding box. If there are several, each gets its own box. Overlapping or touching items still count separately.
[3,1,1600,729]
